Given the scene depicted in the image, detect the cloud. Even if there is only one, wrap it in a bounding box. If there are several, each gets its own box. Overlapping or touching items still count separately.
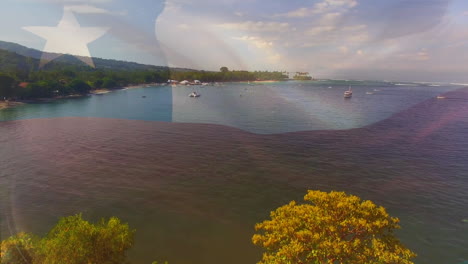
[343,24,367,31]
[18,0,113,3]
[218,21,290,32]
[313,0,358,13]
[64,4,124,15]
[156,0,468,81]
[64,0,112,2]
[275,0,357,18]
[397,48,430,61]
[278,7,310,18]
[306,26,335,36]
[233,35,273,49]
[339,46,349,54]
[301,20,369,46]
[320,12,342,24]
[376,0,450,40]
[177,24,190,30]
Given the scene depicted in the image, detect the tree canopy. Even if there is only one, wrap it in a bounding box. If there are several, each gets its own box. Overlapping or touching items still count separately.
[252,190,416,264]
[0,73,15,99]
[1,214,134,264]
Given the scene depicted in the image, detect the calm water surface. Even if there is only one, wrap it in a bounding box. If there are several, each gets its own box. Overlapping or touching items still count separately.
[0,80,462,133]
[1,81,467,264]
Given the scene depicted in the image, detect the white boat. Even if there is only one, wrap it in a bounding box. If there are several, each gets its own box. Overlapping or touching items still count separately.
[189,91,200,98]
[436,96,446,99]
[92,91,110,95]
[344,87,352,98]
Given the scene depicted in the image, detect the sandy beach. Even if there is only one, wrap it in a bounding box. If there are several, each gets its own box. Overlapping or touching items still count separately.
[0,101,24,110]
[252,80,281,83]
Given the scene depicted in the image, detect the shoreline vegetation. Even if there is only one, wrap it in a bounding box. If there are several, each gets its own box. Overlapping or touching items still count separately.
[0,42,315,110]
[0,65,314,110]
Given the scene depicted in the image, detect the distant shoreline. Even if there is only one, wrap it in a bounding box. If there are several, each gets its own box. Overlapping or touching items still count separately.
[0,101,24,110]
[0,83,162,111]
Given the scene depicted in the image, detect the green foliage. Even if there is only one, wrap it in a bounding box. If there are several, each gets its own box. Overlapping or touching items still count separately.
[68,79,91,95]
[0,73,16,99]
[39,214,135,264]
[293,75,312,81]
[253,190,417,264]
[102,77,118,89]
[0,233,37,264]
[24,81,58,98]
[0,43,289,101]
[1,214,135,264]
[170,70,288,82]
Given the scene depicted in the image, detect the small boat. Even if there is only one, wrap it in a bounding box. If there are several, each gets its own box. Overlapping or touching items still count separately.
[344,87,352,98]
[366,92,374,95]
[436,96,446,99]
[189,92,200,98]
[92,90,110,95]
[142,96,146,98]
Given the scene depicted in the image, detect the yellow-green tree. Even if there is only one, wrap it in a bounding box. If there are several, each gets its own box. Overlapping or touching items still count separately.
[1,214,135,264]
[37,214,134,264]
[0,232,37,264]
[252,190,416,264]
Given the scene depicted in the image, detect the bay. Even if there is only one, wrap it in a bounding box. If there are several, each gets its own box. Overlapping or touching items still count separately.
[1,81,467,264]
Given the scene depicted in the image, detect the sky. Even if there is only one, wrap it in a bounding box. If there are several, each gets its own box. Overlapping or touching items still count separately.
[1,0,468,82]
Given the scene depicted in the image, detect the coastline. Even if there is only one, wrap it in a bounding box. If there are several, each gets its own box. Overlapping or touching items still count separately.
[0,83,161,111]
[252,80,281,83]
[2,80,308,111]
[0,101,24,110]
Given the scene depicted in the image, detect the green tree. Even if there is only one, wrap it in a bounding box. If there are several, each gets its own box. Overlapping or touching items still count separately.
[38,214,134,264]
[220,66,229,73]
[68,79,91,94]
[1,214,135,264]
[92,79,104,89]
[24,81,56,98]
[0,233,37,264]
[102,77,118,89]
[0,74,16,99]
[252,190,416,264]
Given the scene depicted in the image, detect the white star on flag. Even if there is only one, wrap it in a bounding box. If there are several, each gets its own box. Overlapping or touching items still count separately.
[23,10,109,68]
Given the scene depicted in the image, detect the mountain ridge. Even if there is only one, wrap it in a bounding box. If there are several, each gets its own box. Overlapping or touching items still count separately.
[0,40,196,72]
